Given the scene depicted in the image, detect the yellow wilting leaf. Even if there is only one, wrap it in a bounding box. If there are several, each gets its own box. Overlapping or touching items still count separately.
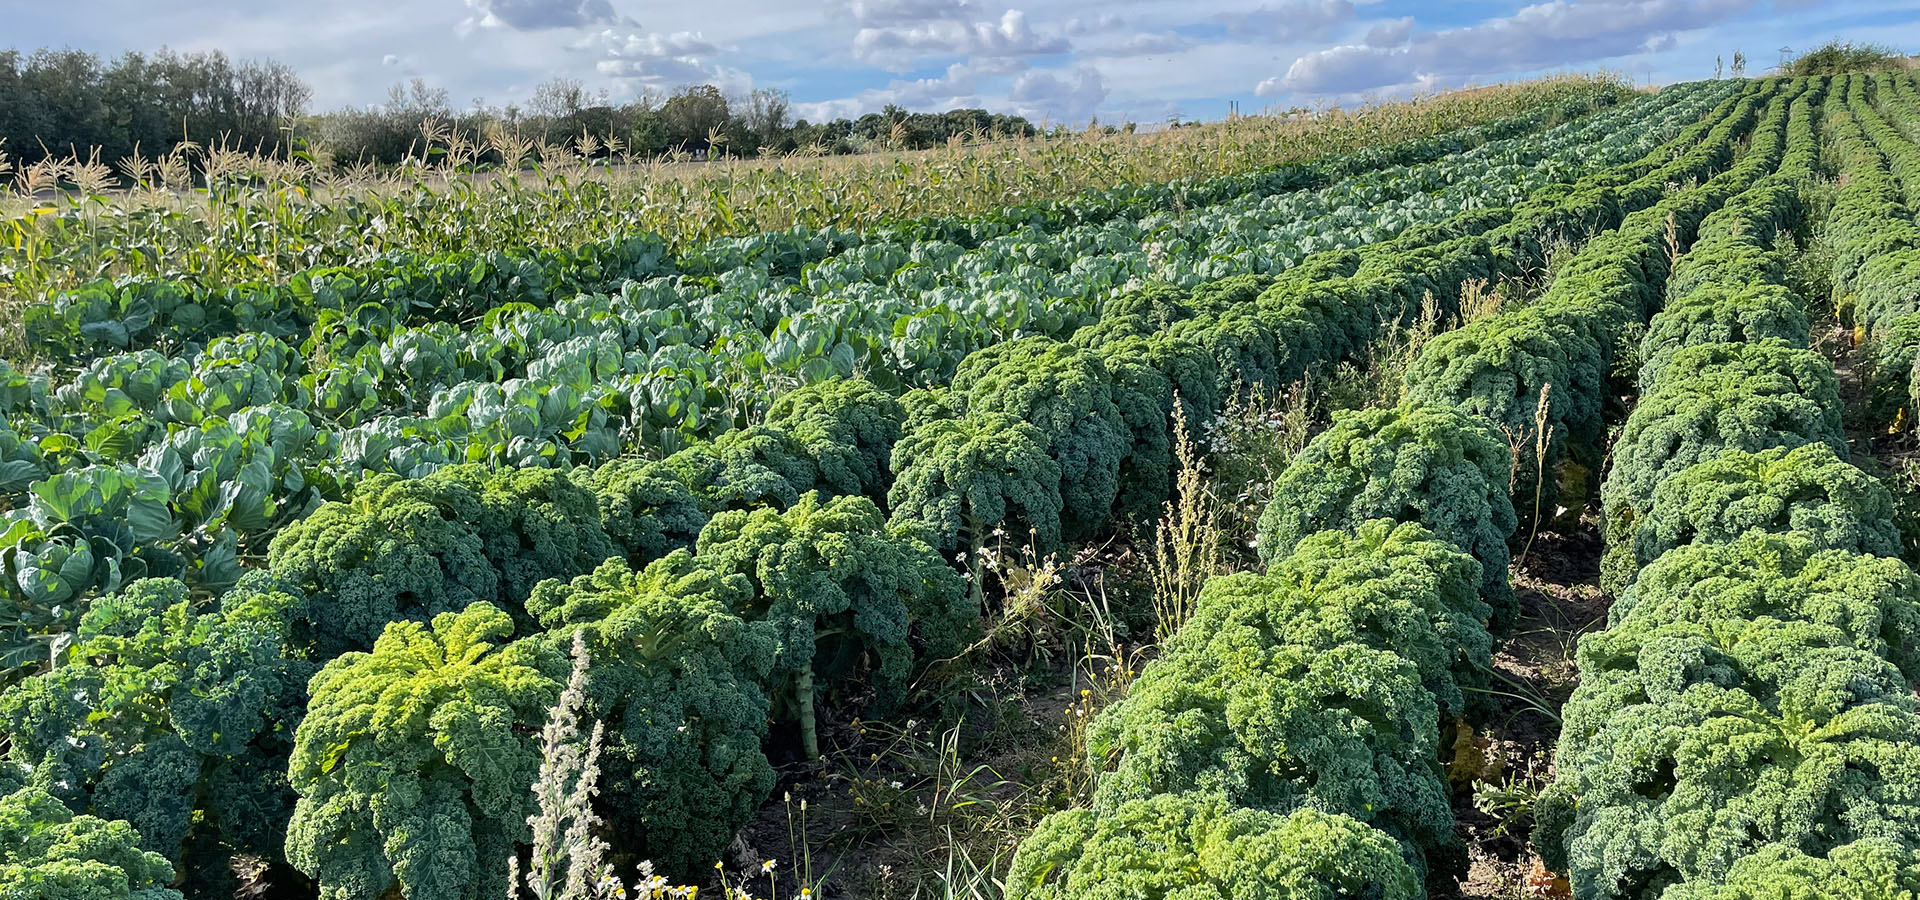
[1446,718,1501,787]
[1523,858,1572,899]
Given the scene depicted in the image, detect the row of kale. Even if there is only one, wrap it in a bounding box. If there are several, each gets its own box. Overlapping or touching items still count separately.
[0,81,1770,900]
[1000,79,1802,896]
[22,87,1637,364]
[1833,73,1920,440]
[1537,74,1920,899]
[0,84,1734,680]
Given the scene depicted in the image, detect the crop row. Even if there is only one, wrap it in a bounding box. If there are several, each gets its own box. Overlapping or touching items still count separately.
[10,81,1712,452]
[1539,74,1920,900]
[1823,72,1920,430]
[24,86,1639,364]
[0,82,1780,899]
[1003,79,1802,896]
[0,83,1746,660]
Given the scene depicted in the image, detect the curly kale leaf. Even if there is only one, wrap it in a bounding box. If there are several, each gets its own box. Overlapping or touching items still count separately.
[658,425,820,514]
[267,464,612,653]
[1006,792,1418,900]
[1257,403,1517,631]
[1541,613,1920,898]
[1085,564,1454,869]
[1637,283,1811,392]
[1403,304,1606,523]
[1603,339,1845,531]
[763,378,905,501]
[886,412,1063,555]
[953,336,1131,540]
[529,558,777,877]
[569,458,706,567]
[1605,445,1905,595]
[285,603,558,900]
[0,786,182,900]
[1658,840,1920,900]
[696,492,969,742]
[0,574,311,878]
[1608,531,1920,684]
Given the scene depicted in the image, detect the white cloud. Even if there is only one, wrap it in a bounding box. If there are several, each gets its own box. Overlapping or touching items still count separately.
[17,0,1915,133]
[462,0,631,31]
[1093,32,1192,58]
[1274,0,1757,95]
[1062,13,1126,36]
[1009,63,1107,124]
[853,9,1069,71]
[793,60,986,119]
[829,0,977,27]
[580,27,737,90]
[1364,16,1413,48]
[583,29,721,58]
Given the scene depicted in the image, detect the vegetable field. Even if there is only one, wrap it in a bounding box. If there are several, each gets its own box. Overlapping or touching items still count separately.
[9,68,1920,900]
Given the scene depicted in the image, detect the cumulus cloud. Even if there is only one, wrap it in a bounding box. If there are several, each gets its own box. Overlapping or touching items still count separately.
[1063,12,1126,36]
[793,61,986,120]
[462,0,630,31]
[1009,64,1108,124]
[829,0,977,27]
[854,9,1069,71]
[1364,16,1413,48]
[1272,0,1757,96]
[579,26,735,90]
[584,29,720,57]
[1217,0,1356,40]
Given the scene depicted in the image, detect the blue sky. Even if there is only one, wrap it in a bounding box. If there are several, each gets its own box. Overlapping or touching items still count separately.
[18,0,1920,125]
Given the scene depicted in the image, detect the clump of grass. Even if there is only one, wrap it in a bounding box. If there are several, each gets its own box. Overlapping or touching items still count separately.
[1207,379,1319,551]
[1149,400,1222,640]
[513,632,676,900]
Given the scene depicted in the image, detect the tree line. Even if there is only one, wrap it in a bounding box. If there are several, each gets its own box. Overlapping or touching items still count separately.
[0,48,309,167]
[304,78,1041,165]
[0,45,1042,173]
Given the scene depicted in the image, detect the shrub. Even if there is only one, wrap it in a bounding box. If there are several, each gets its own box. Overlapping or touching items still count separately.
[1784,41,1908,76]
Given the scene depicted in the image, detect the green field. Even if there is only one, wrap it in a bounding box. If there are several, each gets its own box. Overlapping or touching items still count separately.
[8,63,1920,900]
